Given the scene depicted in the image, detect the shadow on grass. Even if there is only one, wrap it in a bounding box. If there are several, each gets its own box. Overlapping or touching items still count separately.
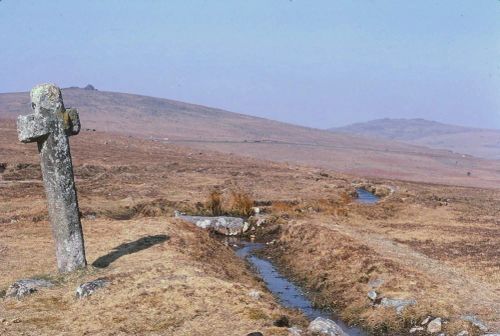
[92,234,169,268]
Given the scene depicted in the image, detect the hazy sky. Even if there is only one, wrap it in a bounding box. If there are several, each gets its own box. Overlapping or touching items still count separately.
[1,1,499,129]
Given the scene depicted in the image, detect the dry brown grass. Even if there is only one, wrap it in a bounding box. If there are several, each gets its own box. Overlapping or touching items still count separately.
[206,189,223,216]
[265,184,500,334]
[229,190,254,217]
[0,218,307,335]
[267,222,445,334]
[1,119,498,335]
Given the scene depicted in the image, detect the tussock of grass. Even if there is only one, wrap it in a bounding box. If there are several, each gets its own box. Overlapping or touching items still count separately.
[206,189,223,216]
[229,190,254,217]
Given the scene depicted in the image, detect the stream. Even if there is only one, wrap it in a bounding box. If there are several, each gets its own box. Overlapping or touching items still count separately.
[220,189,379,335]
[355,188,380,204]
[230,240,366,336]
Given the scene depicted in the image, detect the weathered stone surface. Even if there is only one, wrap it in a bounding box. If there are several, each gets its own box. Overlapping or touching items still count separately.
[16,84,86,273]
[367,290,377,301]
[288,326,303,335]
[380,297,416,314]
[410,326,424,333]
[6,279,54,299]
[427,318,442,333]
[456,331,469,336]
[307,317,348,336]
[75,279,108,298]
[175,211,249,236]
[463,315,488,332]
[248,289,262,300]
[250,214,269,227]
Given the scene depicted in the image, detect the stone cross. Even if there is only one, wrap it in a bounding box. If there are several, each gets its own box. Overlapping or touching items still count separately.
[17,83,87,273]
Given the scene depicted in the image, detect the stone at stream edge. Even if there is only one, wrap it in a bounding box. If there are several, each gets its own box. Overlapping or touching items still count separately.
[174,211,249,236]
[248,289,262,300]
[307,317,348,336]
[6,279,54,299]
[75,279,109,298]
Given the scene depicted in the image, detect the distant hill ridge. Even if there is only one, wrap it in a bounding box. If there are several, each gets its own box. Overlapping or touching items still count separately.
[330,118,500,159]
[0,88,425,147]
[331,118,474,140]
[1,88,499,187]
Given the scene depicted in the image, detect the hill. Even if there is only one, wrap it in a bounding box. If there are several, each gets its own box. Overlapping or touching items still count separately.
[331,118,500,159]
[1,88,500,188]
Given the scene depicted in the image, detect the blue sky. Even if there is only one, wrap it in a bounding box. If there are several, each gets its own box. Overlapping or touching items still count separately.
[1,1,499,129]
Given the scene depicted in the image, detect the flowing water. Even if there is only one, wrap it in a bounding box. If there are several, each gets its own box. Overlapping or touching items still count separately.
[233,241,366,336]
[216,188,378,335]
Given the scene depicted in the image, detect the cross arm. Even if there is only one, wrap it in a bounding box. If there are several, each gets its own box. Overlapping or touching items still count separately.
[17,114,52,143]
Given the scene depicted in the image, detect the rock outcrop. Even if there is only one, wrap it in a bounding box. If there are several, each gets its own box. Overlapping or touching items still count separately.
[380,297,416,314]
[175,211,249,236]
[6,279,54,299]
[427,317,442,333]
[76,279,109,298]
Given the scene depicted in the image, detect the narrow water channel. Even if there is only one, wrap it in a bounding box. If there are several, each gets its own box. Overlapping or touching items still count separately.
[233,241,366,336]
[215,189,378,335]
[355,188,380,204]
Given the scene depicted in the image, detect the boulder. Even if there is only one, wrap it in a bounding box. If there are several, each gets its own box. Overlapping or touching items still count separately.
[288,327,303,335]
[307,317,348,336]
[76,279,108,298]
[367,290,377,301]
[427,318,442,333]
[463,315,488,332]
[380,297,416,314]
[6,279,54,299]
[175,211,249,236]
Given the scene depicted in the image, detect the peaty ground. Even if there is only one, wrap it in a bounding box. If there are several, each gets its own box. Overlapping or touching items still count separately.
[0,119,499,335]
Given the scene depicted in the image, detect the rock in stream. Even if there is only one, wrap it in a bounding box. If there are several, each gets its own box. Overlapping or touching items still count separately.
[308,317,348,336]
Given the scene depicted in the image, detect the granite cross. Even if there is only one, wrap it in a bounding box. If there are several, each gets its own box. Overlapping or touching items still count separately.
[17,83,87,273]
